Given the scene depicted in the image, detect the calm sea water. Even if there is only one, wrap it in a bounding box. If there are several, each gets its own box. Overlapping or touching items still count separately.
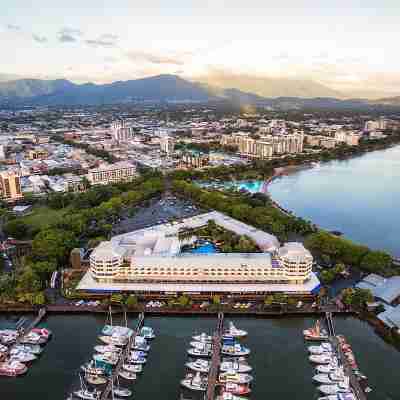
[0,314,399,399]
[269,146,400,257]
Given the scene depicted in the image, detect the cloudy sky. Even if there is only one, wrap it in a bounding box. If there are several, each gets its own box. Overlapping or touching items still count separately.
[1,0,400,96]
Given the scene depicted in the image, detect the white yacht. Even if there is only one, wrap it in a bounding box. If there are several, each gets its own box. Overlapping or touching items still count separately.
[123,363,142,373]
[316,363,338,374]
[309,354,333,364]
[118,370,136,380]
[219,371,253,384]
[94,345,120,354]
[180,372,207,391]
[192,333,213,343]
[309,343,333,355]
[140,326,155,340]
[221,344,250,357]
[313,374,335,385]
[186,359,210,373]
[220,360,252,373]
[223,322,247,339]
[74,375,101,400]
[131,336,150,352]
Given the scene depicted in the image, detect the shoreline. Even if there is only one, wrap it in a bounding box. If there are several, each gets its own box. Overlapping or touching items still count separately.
[265,144,400,258]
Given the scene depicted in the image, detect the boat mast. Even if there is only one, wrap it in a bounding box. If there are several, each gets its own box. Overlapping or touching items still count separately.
[124,309,127,328]
[109,305,113,327]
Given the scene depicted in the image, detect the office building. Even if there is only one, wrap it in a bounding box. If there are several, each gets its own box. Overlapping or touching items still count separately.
[160,136,175,155]
[111,120,134,142]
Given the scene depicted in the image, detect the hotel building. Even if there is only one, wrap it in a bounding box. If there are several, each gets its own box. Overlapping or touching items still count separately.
[87,161,137,185]
[78,211,319,295]
[111,120,134,142]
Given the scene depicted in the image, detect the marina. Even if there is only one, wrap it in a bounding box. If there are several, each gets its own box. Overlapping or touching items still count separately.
[0,314,398,400]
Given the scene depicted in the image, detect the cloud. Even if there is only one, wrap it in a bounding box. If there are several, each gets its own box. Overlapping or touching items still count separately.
[32,34,47,43]
[6,24,21,31]
[126,50,185,65]
[58,28,82,43]
[86,33,118,48]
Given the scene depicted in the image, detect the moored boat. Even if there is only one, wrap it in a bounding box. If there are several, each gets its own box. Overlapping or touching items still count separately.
[0,360,28,377]
[220,360,252,373]
[304,320,329,341]
[180,372,207,391]
[221,344,250,357]
[118,370,137,380]
[309,354,333,364]
[186,359,210,373]
[192,333,213,343]
[223,382,251,395]
[123,363,142,373]
[85,374,107,385]
[219,371,253,384]
[223,322,247,339]
[140,326,155,340]
[98,335,127,347]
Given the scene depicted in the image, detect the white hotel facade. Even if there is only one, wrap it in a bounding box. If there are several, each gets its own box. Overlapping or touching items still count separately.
[78,211,320,295]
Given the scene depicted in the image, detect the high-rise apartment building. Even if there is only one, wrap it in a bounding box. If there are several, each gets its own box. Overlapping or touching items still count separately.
[221,132,303,159]
[160,136,175,155]
[0,170,23,201]
[111,120,134,142]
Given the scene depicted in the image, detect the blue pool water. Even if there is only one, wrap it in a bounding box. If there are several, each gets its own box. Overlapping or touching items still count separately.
[198,180,265,194]
[187,243,218,254]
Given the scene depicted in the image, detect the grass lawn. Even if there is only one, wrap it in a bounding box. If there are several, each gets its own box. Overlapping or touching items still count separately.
[23,206,66,230]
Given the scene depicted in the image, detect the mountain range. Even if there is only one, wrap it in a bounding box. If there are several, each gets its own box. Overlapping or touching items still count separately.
[0,74,399,109]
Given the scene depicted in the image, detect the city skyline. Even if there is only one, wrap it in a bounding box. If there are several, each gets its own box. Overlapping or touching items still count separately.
[1,1,400,98]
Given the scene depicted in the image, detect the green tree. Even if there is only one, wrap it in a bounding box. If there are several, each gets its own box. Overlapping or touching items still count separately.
[3,219,29,239]
[177,294,191,308]
[125,295,138,308]
[110,294,123,304]
[264,295,274,306]
[360,251,392,273]
[30,260,57,285]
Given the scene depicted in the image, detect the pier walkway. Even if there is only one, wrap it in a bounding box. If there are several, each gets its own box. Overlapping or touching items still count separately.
[100,312,144,400]
[326,312,367,400]
[205,312,224,400]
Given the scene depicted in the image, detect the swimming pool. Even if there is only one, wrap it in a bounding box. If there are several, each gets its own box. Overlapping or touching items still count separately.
[187,243,218,254]
[197,180,265,194]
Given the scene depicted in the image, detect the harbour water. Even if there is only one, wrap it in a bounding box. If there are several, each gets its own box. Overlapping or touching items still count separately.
[0,314,399,399]
[268,145,400,257]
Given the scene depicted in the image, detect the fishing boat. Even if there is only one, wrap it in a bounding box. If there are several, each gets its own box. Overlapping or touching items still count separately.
[74,375,101,400]
[94,345,120,354]
[123,363,142,373]
[140,326,155,340]
[131,336,150,352]
[223,322,247,339]
[219,372,253,384]
[192,333,213,343]
[185,359,210,373]
[223,382,251,395]
[0,360,28,376]
[304,320,329,341]
[220,360,252,373]
[180,372,207,391]
[309,354,333,364]
[118,370,137,380]
[221,343,250,357]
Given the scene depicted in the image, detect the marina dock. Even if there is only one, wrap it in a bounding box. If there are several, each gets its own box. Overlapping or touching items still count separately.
[205,312,224,400]
[326,312,367,400]
[100,311,145,400]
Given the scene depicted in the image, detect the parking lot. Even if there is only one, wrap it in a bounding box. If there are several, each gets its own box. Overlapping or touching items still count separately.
[112,196,205,235]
